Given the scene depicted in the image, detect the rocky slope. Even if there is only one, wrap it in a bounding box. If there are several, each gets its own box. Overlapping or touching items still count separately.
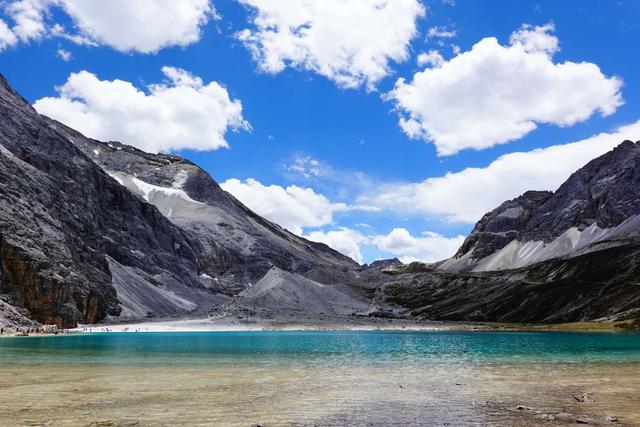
[2,71,640,328]
[0,73,227,327]
[441,141,640,272]
[0,73,357,328]
[381,240,640,323]
[46,118,358,295]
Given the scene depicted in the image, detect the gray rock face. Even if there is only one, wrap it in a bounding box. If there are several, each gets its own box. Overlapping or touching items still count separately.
[0,73,213,327]
[0,72,357,327]
[448,141,640,271]
[2,70,639,327]
[46,118,358,296]
[383,240,640,323]
[454,191,553,260]
[225,267,369,317]
[363,258,403,271]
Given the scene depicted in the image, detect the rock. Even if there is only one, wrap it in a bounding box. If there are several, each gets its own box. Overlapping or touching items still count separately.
[536,414,557,421]
[605,415,618,422]
[442,140,640,273]
[572,393,596,403]
[0,72,360,327]
[576,416,594,424]
[363,258,403,271]
[556,412,575,421]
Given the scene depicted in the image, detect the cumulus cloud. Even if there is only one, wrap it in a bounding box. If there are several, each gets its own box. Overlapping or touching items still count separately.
[388,23,623,155]
[371,228,464,263]
[57,0,214,53]
[0,19,17,49]
[361,120,640,223]
[416,50,444,68]
[509,22,558,55]
[304,227,463,264]
[237,0,425,89]
[0,0,214,53]
[5,0,47,42]
[33,67,249,153]
[304,228,368,264]
[221,178,348,235]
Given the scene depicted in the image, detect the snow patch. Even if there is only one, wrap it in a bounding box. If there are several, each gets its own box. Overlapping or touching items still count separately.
[106,171,124,185]
[442,215,640,272]
[172,169,189,189]
[127,175,202,205]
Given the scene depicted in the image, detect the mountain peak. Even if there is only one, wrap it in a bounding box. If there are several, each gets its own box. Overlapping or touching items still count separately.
[446,139,640,272]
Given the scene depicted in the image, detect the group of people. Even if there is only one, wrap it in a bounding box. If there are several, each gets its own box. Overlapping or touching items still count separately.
[0,326,60,336]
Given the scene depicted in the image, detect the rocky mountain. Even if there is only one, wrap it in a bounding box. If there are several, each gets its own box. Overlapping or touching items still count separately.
[1,71,639,328]
[441,141,640,272]
[47,118,358,294]
[0,73,357,328]
[381,239,640,323]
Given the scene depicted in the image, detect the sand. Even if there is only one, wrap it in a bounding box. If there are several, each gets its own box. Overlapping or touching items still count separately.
[70,315,455,334]
[0,361,638,426]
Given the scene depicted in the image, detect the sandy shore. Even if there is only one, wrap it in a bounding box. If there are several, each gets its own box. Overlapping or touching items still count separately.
[2,314,638,337]
[71,315,456,333]
[71,314,640,334]
[0,360,638,425]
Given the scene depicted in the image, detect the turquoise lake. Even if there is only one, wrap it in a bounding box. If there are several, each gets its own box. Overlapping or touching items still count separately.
[2,331,640,425]
[2,331,640,365]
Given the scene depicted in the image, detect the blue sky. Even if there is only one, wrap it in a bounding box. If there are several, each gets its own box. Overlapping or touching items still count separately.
[1,0,639,264]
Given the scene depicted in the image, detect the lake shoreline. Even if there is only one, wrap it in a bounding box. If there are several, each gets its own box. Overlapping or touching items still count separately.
[1,331,639,425]
[2,314,639,337]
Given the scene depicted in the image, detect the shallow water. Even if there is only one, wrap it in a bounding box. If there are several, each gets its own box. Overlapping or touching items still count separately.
[1,331,639,426]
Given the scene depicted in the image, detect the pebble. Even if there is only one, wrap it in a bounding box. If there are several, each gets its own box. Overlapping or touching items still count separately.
[576,416,594,424]
[605,415,618,422]
[556,412,574,421]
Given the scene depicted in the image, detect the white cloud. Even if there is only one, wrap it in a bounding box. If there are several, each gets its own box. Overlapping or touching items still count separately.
[286,155,324,178]
[0,19,17,49]
[371,228,464,263]
[237,0,425,89]
[509,22,558,55]
[426,25,456,40]
[1,0,214,53]
[33,67,249,153]
[416,50,444,68]
[57,0,214,53]
[304,228,367,264]
[221,178,348,235]
[388,23,623,156]
[304,227,464,264]
[56,48,71,61]
[361,120,640,223]
[5,0,47,42]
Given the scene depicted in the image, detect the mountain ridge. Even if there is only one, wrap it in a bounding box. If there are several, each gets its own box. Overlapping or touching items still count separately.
[1,72,640,328]
[0,72,358,327]
[441,140,640,272]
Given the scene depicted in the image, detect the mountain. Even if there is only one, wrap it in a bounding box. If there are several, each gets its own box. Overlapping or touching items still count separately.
[1,72,639,328]
[440,141,640,272]
[375,141,640,323]
[382,241,640,323]
[0,73,356,328]
[47,118,358,293]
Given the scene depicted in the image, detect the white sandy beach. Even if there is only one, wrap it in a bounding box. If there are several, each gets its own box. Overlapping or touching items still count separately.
[72,315,455,333]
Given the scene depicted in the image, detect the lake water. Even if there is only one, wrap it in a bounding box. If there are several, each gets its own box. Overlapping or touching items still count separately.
[1,331,639,425]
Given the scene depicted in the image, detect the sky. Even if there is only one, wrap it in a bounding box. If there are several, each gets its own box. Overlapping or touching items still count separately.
[1,0,640,264]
